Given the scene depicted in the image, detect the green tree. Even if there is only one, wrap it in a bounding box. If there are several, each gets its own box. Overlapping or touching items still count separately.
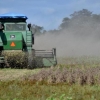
[70,9,92,18]
[31,24,45,35]
[59,9,93,30]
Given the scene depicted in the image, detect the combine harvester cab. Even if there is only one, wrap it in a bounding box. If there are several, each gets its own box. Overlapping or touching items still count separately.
[0,13,57,68]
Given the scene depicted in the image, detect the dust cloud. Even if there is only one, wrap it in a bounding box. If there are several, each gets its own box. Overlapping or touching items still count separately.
[33,18,100,57]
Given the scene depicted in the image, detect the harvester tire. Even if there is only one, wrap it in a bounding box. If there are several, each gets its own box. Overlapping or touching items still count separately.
[0,63,5,68]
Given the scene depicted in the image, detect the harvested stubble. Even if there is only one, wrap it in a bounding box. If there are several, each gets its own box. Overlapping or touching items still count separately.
[24,67,100,85]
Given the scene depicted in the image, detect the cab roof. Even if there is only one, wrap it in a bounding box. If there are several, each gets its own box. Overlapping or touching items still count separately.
[0,13,28,19]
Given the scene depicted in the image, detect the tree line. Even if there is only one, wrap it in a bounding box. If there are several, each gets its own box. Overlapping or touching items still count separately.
[32,9,100,38]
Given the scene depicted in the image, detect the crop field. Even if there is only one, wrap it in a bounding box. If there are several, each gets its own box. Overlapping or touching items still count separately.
[0,56,100,100]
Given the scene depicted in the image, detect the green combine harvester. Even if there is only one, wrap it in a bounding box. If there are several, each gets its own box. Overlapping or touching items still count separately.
[0,13,57,68]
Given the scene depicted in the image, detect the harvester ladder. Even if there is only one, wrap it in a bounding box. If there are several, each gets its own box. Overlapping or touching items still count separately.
[26,32,32,46]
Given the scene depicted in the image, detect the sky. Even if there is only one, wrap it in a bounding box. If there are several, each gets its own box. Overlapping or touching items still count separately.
[0,0,100,30]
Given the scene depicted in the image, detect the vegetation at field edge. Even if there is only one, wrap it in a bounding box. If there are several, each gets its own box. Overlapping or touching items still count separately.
[0,80,100,100]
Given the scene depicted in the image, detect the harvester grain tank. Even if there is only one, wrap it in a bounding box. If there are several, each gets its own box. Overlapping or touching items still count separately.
[0,13,57,68]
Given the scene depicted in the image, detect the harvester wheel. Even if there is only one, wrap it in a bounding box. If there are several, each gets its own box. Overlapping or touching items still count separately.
[0,63,5,68]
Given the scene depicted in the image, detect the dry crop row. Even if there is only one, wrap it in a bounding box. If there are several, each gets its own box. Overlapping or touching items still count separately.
[24,66,100,85]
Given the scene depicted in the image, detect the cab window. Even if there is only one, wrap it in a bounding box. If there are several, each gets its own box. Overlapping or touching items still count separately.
[6,24,26,31]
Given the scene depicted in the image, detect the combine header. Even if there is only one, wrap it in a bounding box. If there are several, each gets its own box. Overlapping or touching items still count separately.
[0,13,57,68]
